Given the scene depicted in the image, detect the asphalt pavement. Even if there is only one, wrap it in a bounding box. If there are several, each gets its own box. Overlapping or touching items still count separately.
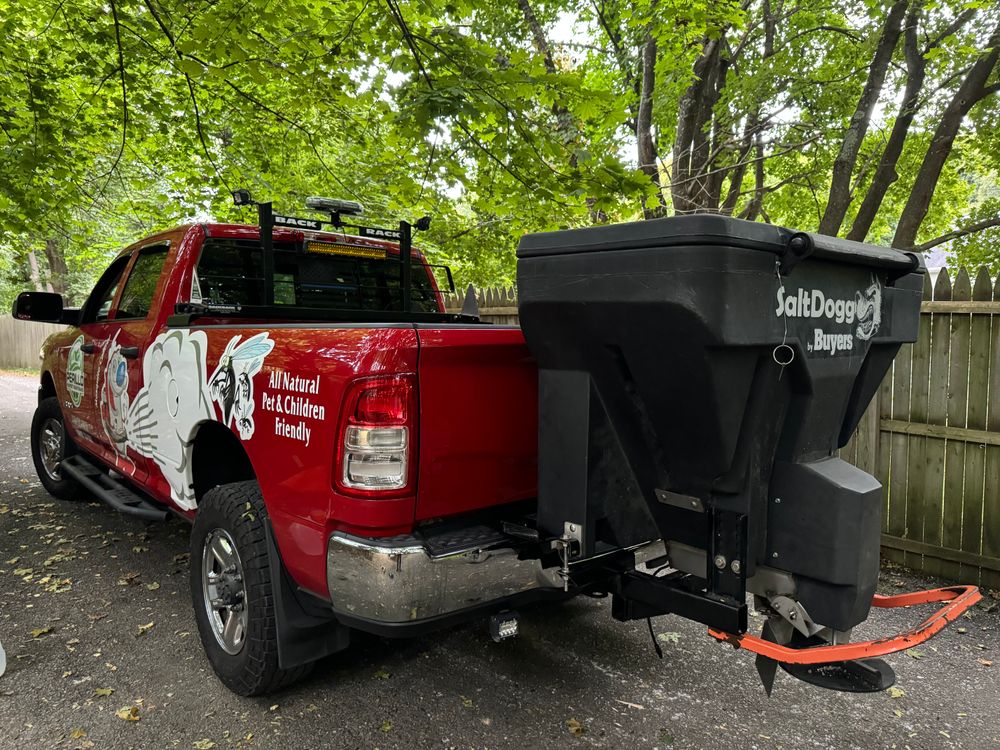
[1,371,998,750]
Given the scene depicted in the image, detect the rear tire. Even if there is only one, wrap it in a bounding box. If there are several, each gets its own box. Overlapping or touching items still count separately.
[30,397,84,502]
[190,480,312,695]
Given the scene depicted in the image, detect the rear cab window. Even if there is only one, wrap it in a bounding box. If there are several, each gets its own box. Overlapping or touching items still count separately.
[193,238,440,313]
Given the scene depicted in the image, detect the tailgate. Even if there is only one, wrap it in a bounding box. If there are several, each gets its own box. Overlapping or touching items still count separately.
[414,326,537,520]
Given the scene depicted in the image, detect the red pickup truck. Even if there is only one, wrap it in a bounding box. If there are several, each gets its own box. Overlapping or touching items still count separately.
[16,214,581,694]
[13,204,979,699]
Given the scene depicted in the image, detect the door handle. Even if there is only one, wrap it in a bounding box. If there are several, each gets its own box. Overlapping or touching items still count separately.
[120,346,140,359]
[81,343,96,354]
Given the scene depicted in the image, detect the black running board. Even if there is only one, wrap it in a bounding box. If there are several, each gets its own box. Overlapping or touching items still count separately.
[60,455,169,522]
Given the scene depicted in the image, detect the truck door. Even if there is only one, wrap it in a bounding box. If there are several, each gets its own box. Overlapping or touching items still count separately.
[70,255,131,455]
[77,242,171,482]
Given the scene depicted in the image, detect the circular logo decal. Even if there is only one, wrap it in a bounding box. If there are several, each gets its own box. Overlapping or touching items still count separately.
[67,336,85,408]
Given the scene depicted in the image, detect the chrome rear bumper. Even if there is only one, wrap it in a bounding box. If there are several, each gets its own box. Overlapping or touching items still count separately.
[326,531,662,623]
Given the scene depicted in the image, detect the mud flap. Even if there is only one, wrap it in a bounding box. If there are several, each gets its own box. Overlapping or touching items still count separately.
[264,520,350,670]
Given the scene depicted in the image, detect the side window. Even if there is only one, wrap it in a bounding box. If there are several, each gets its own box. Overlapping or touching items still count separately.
[81,256,130,324]
[116,245,169,320]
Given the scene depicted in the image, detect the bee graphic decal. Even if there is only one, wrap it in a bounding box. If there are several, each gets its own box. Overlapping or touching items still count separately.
[208,333,275,439]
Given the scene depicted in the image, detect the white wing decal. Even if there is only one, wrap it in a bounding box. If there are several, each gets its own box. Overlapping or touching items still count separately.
[125,330,215,510]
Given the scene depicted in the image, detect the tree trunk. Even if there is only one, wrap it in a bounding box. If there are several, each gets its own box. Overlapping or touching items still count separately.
[847,4,927,242]
[27,251,44,291]
[739,132,766,221]
[671,36,722,214]
[637,32,666,218]
[517,0,576,145]
[685,42,727,212]
[818,0,908,236]
[42,238,69,296]
[721,116,757,214]
[518,0,607,219]
[893,17,1000,248]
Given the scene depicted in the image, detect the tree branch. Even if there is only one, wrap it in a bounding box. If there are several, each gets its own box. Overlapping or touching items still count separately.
[143,0,229,188]
[893,15,1000,248]
[847,1,927,241]
[104,0,128,187]
[819,0,908,236]
[907,215,1000,253]
[924,7,975,52]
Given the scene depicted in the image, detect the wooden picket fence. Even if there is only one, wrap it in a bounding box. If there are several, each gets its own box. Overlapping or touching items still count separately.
[841,267,1000,590]
[443,286,520,326]
[449,267,1000,590]
[0,316,62,370]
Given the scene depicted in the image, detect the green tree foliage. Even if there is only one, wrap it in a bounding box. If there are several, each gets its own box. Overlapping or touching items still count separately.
[1,0,998,305]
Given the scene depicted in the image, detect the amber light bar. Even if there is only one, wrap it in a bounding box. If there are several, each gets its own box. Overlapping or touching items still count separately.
[307,241,387,260]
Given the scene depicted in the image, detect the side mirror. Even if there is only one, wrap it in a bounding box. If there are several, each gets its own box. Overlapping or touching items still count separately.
[11,291,65,323]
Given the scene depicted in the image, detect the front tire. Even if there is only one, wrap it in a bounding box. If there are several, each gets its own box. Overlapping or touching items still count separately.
[190,480,311,695]
[30,397,84,501]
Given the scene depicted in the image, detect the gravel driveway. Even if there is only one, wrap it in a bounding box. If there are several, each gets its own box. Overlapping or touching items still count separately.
[1,371,998,750]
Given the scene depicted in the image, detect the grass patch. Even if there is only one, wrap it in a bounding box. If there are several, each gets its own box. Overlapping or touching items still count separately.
[0,368,39,378]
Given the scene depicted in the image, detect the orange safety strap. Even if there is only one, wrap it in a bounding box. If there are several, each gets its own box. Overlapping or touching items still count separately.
[707,585,982,665]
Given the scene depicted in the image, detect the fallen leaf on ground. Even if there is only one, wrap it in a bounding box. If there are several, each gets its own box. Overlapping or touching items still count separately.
[978,659,993,667]
[145,582,160,591]
[135,622,154,637]
[656,632,681,645]
[888,686,906,699]
[614,699,645,710]
[115,706,140,722]
[193,740,216,749]
[907,649,924,660]
[30,626,52,638]
[460,695,473,708]
[68,729,87,739]
[94,688,114,697]
[374,669,391,680]
[381,720,392,733]
[117,572,140,586]
[566,718,585,736]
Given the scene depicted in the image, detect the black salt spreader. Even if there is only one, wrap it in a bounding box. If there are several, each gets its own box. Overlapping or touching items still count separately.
[516,215,981,694]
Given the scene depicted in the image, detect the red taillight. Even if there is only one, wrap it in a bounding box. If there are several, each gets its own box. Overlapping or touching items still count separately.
[336,375,416,497]
[354,382,410,425]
